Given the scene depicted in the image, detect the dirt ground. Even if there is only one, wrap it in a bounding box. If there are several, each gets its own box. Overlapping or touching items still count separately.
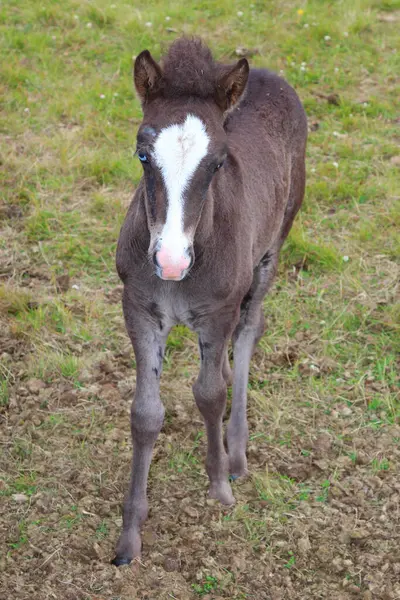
[1,273,399,599]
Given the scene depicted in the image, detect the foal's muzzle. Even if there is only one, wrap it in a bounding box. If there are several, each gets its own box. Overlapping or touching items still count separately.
[153,245,194,281]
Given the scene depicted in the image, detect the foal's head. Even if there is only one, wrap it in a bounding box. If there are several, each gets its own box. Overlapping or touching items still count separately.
[133,39,249,281]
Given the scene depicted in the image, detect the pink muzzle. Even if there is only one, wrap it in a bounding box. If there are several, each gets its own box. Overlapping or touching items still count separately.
[155,245,191,281]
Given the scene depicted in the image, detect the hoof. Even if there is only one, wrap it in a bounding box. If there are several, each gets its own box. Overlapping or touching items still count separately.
[209,481,235,506]
[111,555,132,567]
[229,455,248,481]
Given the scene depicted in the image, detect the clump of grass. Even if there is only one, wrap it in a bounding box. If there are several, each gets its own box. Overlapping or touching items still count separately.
[253,467,297,507]
[25,209,58,241]
[282,223,342,271]
[0,377,9,406]
[28,350,83,381]
[0,285,33,316]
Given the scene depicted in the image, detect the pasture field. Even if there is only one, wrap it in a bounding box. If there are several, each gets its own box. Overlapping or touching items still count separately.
[1,0,399,598]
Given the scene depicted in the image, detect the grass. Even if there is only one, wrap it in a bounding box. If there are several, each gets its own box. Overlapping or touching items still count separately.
[0,1,399,599]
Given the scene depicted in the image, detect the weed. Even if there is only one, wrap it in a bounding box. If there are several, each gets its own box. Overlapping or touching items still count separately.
[371,457,390,472]
[316,479,331,503]
[192,575,219,596]
[95,521,109,539]
[0,377,9,406]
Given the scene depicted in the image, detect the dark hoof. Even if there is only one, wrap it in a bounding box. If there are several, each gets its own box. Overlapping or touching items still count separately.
[111,555,132,567]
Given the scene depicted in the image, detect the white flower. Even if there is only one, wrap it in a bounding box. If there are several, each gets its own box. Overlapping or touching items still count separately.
[165,16,171,21]
[237,11,244,17]
[73,15,79,20]
[363,102,368,107]
[300,66,306,71]
[301,61,306,66]
[304,23,309,28]
[100,94,106,99]
[113,92,119,97]
[24,107,30,113]
[324,35,331,41]
[86,22,92,28]
[334,67,339,72]
[311,167,316,173]
[145,21,152,27]
[72,284,80,290]
[279,69,284,75]
[344,31,349,37]
[333,131,339,137]
[332,161,339,168]
[110,3,116,7]
[342,256,349,262]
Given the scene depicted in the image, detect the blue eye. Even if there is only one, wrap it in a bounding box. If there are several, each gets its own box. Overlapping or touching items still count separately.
[138,152,148,163]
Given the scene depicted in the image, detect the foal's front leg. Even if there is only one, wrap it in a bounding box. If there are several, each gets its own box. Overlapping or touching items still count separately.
[193,331,235,505]
[113,310,169,566]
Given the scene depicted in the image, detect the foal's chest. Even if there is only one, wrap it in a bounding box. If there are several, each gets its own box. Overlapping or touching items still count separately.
[156,290,195,331]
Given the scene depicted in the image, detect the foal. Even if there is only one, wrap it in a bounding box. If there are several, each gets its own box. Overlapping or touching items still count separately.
[113,38,307,565]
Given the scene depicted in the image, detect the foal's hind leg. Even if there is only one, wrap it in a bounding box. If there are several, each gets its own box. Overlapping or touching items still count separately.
[194,318,238,505]
[227,251,278,479]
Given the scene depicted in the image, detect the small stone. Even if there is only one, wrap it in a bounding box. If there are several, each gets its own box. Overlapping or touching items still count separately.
[93,542,102,559]
[183,505,198,518]
[313,433,332,455]
[164,557,180,572]
[26,379,46,395]
[142,530,157,546]
[78,369,92,383]
[297,536,311,555]
[56,274,70,292]
[332,557,344,573]
[12,493,29,503]
[206,498,218,506]
[390,155,400,166]
[341,406,353,417]
[350,529,370,545]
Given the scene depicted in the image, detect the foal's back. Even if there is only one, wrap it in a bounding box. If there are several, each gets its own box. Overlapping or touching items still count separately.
[210,67,307,274]
[227,67,307,147]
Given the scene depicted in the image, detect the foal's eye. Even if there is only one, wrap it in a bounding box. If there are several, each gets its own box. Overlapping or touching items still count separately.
[215,161,224,172]
[138,152,148,163]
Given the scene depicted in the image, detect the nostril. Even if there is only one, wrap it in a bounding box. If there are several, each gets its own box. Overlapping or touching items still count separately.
[153,252,161,269]
[186,249,194,270]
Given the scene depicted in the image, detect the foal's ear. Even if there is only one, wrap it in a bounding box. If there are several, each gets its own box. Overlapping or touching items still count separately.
[134,50,163,104]
[215,58,249,112]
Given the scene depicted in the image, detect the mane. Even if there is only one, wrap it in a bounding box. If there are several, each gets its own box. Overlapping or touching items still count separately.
[160,38,217,98]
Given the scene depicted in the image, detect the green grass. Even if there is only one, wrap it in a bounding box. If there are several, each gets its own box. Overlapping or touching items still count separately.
[1,1,399,599]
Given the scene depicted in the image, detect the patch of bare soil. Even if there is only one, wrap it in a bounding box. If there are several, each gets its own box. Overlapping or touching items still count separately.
[1,322,399,600]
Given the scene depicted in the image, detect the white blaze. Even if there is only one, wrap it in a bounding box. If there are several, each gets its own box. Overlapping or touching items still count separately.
[154,114,209,260]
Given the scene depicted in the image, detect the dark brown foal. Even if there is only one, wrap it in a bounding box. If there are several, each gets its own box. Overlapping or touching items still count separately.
[113,38,307,565]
